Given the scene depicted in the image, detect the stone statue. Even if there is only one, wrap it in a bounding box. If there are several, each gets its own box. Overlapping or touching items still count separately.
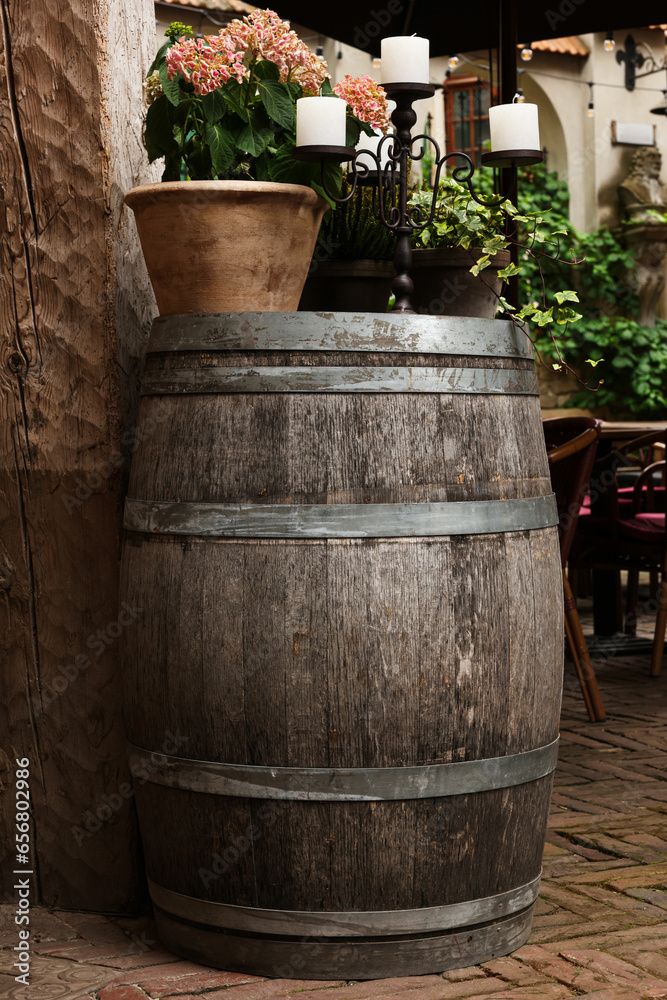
[618,147,667,223]
[618,147,667,326]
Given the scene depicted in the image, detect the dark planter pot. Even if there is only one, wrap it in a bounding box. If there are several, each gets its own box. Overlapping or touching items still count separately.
[410,247,511,318]
[299,259,395,313]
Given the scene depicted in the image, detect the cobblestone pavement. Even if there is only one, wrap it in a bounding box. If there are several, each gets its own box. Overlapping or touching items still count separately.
[3,626,667,1000]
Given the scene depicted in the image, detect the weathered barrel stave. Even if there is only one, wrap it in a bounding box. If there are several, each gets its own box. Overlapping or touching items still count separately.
[121,532,562,767]
[133,780,553,911]
[128,392,551,507]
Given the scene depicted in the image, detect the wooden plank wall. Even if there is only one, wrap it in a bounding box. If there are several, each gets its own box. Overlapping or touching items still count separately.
[0,0,158,909]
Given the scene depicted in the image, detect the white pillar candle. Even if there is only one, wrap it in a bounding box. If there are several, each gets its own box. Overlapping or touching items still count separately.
[296,96,347,147]
[381,36,430,85]
[489,102,540,151]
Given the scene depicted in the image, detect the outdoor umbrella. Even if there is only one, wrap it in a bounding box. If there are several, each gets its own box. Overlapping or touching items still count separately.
[273,0,667,57]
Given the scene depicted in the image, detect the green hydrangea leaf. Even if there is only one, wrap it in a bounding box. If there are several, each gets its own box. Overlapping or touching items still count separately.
[144,95,177,162]
[202,90,227,125]
[234,107,274,157]
[258,79,295,130]
[205,122,237,176]
[158,62,180,106]
[254,59,280,81]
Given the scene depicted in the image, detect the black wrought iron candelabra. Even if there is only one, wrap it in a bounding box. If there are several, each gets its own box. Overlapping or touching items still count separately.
[296,82,500,314]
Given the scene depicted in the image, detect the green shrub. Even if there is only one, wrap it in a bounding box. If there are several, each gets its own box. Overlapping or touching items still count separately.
[496,162,667,417]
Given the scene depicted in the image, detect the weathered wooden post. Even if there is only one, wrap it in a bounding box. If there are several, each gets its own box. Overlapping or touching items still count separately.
[0,0,157,910]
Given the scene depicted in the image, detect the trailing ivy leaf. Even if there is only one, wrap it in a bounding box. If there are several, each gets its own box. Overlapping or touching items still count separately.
[532,307,554,327]
[497,296,516,314]
[202,90,227,124]
[470,255,491,276]
[205,122,237,176]
[254,59,280,81]
[158,62,181,106]
[498,262,520,279]
[258,80,296,129]
[554,289,579,304]
[481,235,507,254]
[144,95,177,162]
[556,306,583,325]
[236,108,274,157]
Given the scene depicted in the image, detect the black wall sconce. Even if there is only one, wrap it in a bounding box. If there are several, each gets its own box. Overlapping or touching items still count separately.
[615,33,665,91]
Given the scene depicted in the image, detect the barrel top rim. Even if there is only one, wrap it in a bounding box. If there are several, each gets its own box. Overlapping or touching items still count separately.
[152,311,524,333]
[148,312,533,361]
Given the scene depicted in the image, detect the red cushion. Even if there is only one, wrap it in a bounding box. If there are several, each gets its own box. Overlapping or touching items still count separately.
[637,512,665,529]
[617,513,665,542]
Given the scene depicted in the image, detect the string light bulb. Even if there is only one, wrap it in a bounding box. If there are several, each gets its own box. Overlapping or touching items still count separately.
[515,88,526,103]
[448,54,460,70]
[521,43,533,62]
[604,30,615,52]
[372,56,381,70]
[587,82,595,117]
[316,45,325,61]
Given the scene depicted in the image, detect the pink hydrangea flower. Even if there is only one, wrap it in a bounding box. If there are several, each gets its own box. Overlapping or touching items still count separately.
[166,34,248,95]
[225,9,329,95]
[333,75,392,134]
[165,9,329,98]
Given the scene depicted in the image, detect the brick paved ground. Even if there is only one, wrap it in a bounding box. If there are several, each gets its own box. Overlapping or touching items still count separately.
[3,604,667,1000]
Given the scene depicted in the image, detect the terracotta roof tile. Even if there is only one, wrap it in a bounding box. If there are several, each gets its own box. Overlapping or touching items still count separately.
[518,36,589,56]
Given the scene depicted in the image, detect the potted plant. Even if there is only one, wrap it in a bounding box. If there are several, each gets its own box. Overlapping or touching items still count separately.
[126,14,378,315]
[299,182,397,312]
[407,176,513,318]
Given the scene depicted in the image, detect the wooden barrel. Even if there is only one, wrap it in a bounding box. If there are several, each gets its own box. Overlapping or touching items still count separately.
[120,311,563,980]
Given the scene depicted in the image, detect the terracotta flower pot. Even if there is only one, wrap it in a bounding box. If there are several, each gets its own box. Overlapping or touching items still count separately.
[298,259,395,312]
[410,247,512,319]
[124,181,328,315]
